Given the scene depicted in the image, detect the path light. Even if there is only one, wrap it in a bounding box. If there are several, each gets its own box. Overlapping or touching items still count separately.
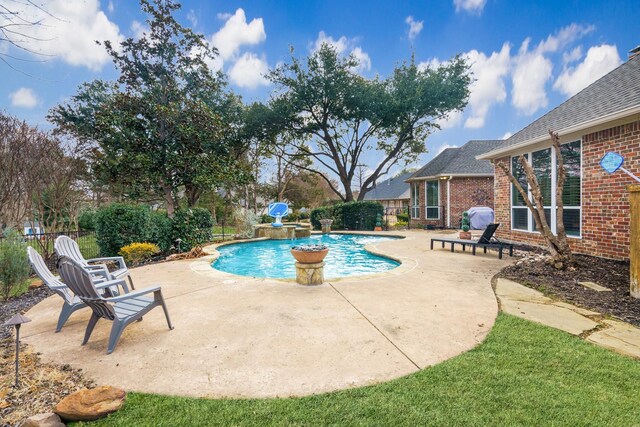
[3,313,31,387]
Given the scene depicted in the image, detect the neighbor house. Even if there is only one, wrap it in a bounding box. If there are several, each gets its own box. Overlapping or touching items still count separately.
[478,49,640,260]
[406,140,502,228]
[363,171,412,215]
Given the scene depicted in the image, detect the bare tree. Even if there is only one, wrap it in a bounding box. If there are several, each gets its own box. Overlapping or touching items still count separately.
[497,130,573,268]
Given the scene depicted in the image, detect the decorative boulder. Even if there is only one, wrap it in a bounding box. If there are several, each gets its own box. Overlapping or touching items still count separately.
[54,386,126,421]
[22,413,65,427]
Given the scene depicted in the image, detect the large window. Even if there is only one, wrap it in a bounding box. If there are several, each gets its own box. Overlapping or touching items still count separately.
[426,180,439,220]
[411,183,420,219]
[510,140,581,236]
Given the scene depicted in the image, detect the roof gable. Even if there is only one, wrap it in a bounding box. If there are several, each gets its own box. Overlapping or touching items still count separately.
[409,140,502,179]
[363,171,412,200]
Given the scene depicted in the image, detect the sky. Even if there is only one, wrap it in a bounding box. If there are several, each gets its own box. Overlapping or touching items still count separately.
[1,0,639,183]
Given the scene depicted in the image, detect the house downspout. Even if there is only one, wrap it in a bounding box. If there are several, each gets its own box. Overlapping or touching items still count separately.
[447,178,451,228]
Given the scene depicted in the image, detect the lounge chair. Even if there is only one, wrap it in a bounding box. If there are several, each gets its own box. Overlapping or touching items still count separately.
[26,247,129,332]
[57,256,174,354]
[430,223,514,259]
[55,235,135,290]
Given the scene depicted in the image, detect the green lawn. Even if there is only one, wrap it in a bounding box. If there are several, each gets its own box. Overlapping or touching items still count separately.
[76,314,640,427]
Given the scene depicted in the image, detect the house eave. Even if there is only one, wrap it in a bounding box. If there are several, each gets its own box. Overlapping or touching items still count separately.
[476,104,640,160]
[405,173,494,182]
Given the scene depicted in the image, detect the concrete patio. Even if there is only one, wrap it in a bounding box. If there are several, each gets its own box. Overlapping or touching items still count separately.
[22,230,509,398]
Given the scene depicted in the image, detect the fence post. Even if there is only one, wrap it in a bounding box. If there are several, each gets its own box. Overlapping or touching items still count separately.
[629,185,640,298]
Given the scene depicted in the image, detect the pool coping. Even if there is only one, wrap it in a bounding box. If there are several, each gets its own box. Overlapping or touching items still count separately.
[195,231,413,284]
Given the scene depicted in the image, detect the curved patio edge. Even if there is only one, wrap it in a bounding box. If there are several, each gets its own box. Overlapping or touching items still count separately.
[22,230,512,399]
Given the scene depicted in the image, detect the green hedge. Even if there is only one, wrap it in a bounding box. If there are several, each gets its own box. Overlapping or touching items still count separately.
[396,213,409,223]
[95,204,215,256]
[171,208,214,251]
[95,203,151,256]
[310,201,383,231]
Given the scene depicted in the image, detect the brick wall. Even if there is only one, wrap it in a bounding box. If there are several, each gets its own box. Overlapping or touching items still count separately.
[493,119,640,260]
[410,176,494,228]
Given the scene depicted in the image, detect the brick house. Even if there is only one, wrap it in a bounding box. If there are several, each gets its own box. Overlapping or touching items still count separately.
[478,52,640,260]
[406,140,502,228]
[363,171,411,219]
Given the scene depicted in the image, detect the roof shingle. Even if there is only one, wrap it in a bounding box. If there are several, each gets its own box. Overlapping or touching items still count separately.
[409,140,502,179]
[363,171,412,201]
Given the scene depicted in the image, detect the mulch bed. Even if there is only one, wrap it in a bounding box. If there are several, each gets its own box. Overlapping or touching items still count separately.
[498,253,638,326]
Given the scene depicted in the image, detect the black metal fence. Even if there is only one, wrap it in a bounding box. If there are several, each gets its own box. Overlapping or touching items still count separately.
[0,230,99,271]
[382,205,455,230]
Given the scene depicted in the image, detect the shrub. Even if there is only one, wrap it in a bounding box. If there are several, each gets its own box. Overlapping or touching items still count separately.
[341,201,383,230]
[298,211,310,220]
[0,229,30,300]
[394,220,408,229]
[260,214,271,224]
[78,208,97,231]
[172,208,214,251]
[287,211,299,222]
[396,213,409,223]
[148,211,173,253]
[119,242,160,265]
[310,207,331,230]
[95,203,150,257]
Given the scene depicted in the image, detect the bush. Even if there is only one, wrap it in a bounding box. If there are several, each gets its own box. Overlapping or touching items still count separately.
[119,242,160,265]
[260,214,271,224]
[0,229,30,300]
[78,208,97,231]
[298,211,310,220]
[310,207,331,230]
[287,211,299,222]
[172,208,214,251]
[396,213,409,223]
[95,203,150,257]
[394,220,408,229]
[340,201,383,230]
[148,211,173,253]
[310,201,383,231]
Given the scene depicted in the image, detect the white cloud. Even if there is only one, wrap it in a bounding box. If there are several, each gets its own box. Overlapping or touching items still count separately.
[537,23,595,54]
[351,47,371,72]
[210,9,265,62]
[563,46,583,65]
[405,16,423,41]
[553,44,622,97]
[436,110,463,129]
[107,1,114,13]
[217,12,232,20]
[417,57,444,71]
[511,38,553,115]
[130,20,146,39]
[453,0,487,14]
[463,43,511,128]
[187,10,198,28]
[312,31,371,73]
[0,0,124,71]
[228,52,270,89]
[9,87,38,108]
[502,131,513,140]
[313,31,349,55]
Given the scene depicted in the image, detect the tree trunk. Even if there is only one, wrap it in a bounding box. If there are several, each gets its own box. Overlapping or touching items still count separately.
[163,184,176,218]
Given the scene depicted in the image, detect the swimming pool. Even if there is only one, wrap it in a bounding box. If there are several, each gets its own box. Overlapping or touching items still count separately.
[212,234,400,279]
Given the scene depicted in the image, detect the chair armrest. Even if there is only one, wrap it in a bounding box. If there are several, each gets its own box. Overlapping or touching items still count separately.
[106,286,162,302]
[88,256,127,270]
[94,278,129,292]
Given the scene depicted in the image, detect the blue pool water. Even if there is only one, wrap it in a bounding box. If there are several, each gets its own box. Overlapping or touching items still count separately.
[212,234,400,279]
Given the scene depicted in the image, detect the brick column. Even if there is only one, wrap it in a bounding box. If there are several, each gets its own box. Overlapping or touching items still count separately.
[629,185,640,298]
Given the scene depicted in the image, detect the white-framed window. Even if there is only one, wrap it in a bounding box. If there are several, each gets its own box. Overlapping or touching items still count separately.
[411,182,420,219]
[425,180,440,220]
[510,140,581,237]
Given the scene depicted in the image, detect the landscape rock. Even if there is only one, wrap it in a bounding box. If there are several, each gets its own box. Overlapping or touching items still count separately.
[54,386,126,421]
[21,412,65,427]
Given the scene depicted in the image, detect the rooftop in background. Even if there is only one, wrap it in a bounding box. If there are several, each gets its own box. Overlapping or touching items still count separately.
[363,171,413,201]
[480,53,640,159]
[407,140,502,180]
